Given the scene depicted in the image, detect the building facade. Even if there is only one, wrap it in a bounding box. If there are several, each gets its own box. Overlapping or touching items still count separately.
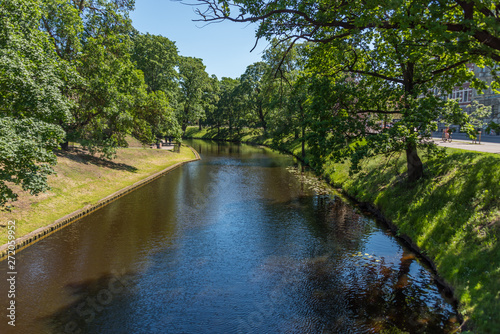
[472,65,500,133]
[437,64,500,134]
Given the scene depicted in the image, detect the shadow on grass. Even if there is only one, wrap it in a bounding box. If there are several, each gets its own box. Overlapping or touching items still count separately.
[56,148,138,173]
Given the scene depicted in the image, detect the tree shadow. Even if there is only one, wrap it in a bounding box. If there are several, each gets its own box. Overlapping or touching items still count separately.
[56,148,138,173]
[39,270,137,334]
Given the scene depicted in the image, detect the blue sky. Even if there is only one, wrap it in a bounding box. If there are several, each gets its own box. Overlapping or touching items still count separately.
[130,0,267,79]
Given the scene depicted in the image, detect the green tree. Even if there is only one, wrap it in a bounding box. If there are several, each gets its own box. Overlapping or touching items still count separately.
[261,42,309,160]
[131,33,182,142]
[41,0,152,157]
[69,34,150,157]
[463,101,492,139]
[214,77,240,134]
[177,56,210,133]
[132,33,179,96]
[195,0,492,182]
[0,119,65,206]
[305,26,477,181]
[133,90,181,143]
[194,0,500,64]
[0,0,70,205]
[201,75,221,130]
[239,62,270,131]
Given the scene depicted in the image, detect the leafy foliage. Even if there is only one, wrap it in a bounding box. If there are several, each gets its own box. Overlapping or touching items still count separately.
[177,56,211,132]
[132,33,179,96]
[0,0,72,205]
[133,90,181,142]
[40,0,156,157]
[195,0,500,64]
[0,118,64,206]
[195,0,498,182]
[212,77,240,133]
[1,0,186,204]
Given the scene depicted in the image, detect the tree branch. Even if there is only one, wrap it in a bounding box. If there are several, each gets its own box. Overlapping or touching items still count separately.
[343,69,404,84]
[355,109,402,114]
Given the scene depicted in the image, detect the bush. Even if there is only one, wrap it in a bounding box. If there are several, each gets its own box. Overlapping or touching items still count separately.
[485,121,500,135]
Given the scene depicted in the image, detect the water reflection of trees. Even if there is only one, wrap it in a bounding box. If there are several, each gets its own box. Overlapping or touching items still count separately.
[268,196,460,333]
[309,196,374,255]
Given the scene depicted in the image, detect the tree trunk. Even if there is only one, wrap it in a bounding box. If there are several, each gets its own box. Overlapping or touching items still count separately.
[257,104,267,132]
[198,119,202,131]
[406,143,423,182]
[182,105,189,134]
[60,141,69,151]
[301,124,305,162]
[402,62,422,183]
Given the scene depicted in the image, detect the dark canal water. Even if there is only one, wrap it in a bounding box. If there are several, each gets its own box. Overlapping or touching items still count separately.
[0,140,459,333]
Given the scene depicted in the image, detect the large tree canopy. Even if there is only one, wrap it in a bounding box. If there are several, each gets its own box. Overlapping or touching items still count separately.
[132,32,179,95]
[132,32,182,140]
[0,0,70,205]
[1,0,183,205]
[195,0,500,63]
[305,25,479,181]
[239,62,271,130]
[41,0,155,157]
[177,56,211,133]
[194,0,498,182]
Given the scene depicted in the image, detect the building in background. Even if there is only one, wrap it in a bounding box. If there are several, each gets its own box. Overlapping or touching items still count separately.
[472,65,500,133]
[436,64,499,134]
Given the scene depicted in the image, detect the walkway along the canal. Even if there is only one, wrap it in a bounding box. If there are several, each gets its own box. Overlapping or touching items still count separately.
[432,138,500,154]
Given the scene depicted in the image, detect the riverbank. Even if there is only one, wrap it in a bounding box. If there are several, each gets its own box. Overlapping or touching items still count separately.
[184,127,500,333]
[0,143,198,248]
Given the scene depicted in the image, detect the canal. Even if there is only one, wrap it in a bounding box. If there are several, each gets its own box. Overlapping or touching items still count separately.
[0,140,459,333]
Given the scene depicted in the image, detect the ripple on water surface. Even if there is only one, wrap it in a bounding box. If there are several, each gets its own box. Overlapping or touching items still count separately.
[0,140,459,334]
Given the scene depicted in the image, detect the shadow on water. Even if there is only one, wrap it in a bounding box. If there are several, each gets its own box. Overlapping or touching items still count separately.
[346,150,500,329]
[41,270,139,334]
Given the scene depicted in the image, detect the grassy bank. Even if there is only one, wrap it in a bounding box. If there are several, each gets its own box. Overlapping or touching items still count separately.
[184,127,304,159]
[185,126,500,333]
[185,127,273,145]
[0,143,196,246]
